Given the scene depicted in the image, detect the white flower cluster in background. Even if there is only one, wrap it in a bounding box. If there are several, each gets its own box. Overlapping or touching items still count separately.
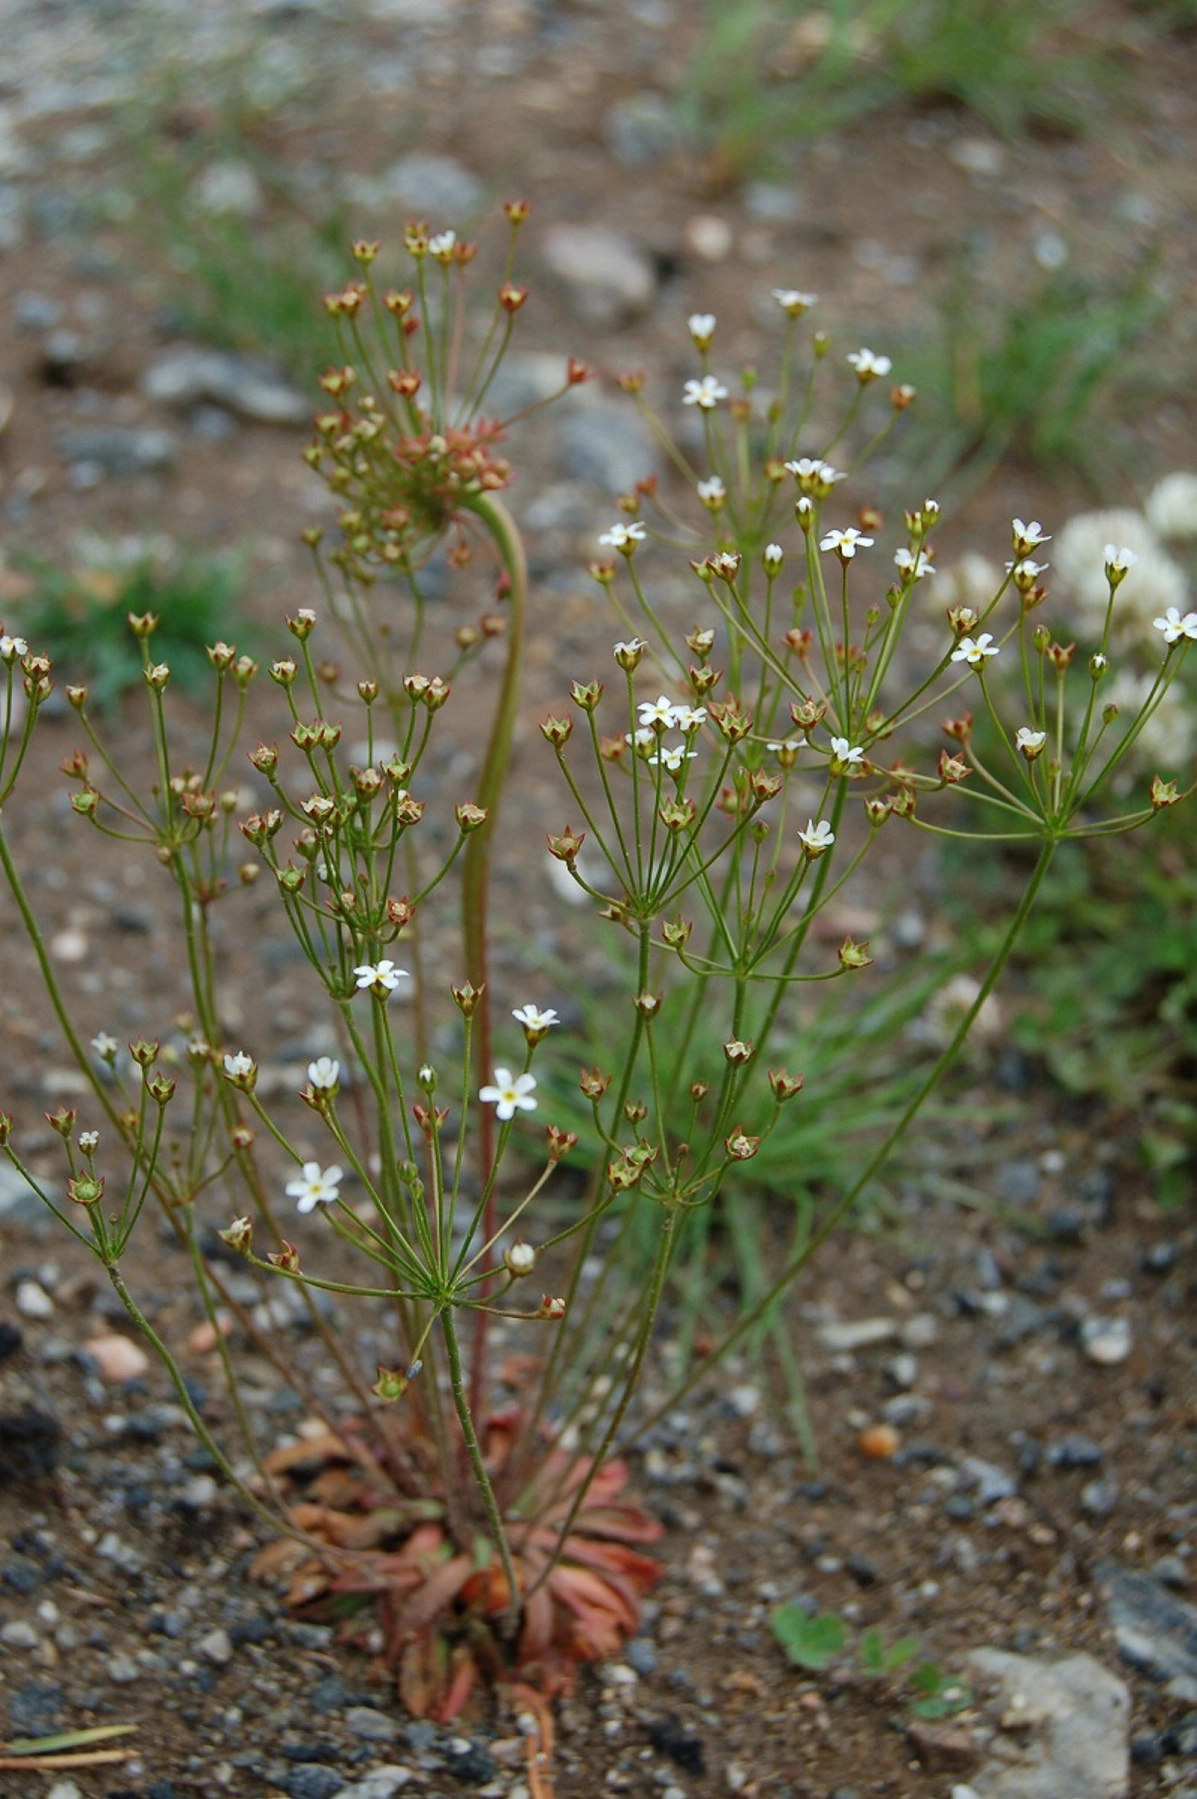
[1052,473,1195,652]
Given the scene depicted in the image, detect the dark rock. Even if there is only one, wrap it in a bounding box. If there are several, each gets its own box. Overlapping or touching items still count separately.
[0,1406,62,1481]
[284,1739,342,1763]
[282,1765,346,1799]
[442,1737,497,1782]
[645,1716,705,1776]
[1142,1241,1177,1274]
[2,1556,40,1593]
[1048,1434,1104,1469]
[0,1321,22,1363]
[1163,1713,1197,1756]
[6,1680,64,1735]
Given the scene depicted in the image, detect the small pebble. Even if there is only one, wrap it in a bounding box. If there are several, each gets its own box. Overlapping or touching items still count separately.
[858,1423,900,1459]
[16,1280,54,1319]
[1080,1315,1132,1365]
[83,1334,150,1382]
[198,1626,234,1665]
[1,1619,40,1649]
[683,213,733,261]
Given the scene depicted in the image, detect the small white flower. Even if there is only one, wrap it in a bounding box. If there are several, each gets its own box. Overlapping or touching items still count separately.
[638,694,681,729]
[91,1032,119,1061]
[428,230,456,257]
[767,738,801,756]
[512,1004,559,1033]
[0,633,29,662]
[1012,518,1051,553]
[773,289,817,315]
[648,743,697,772]
[847,348,892,380]
[1104,544,1138,574]
[763,543,784,571]
[307,1057,340,1092]
[223,1051,254,1081]
[598,521,646,551]
[613,638,646,663]
[1015,727,1048,760]
[78,1130,99,1153]
[785,457,846,490]
[672,705,707,732]
[479,1068,538,1122]
[950,634,1001,667]
[798,818,835,856]
[697,474,726,507]
[1006,558,1050,581]
[354,959,409,996]
[829,736,864,767]
[1153,606,1197,645]
[682,374,728,410]
[894,547,934,579]
[820,527,874,559]
[286,1161,344,1214]
[688,312,717,345]
[625,726,656,749]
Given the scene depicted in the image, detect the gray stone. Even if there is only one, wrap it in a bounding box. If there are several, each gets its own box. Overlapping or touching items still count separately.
[558,397,659,493]
[282,1767,346,1799]
[1081,1315,1132,1365]
[961,1456,1018,1505]
[1097,1561,1197,1697]
[344,1707,400,1743]
[540,225,656,329]
[142,348,309,426]
[994,1159,1040,1206]
[56,427,175,476]
[744,181,803,224]
[380,152,482,219]
[192,160,264,219]
[336,1769,414,1799]
[965,1647,1129,1798]
[0,1162,46,1223]
[603,92,680,167]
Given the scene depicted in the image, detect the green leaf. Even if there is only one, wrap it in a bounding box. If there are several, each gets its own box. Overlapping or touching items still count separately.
[770,1605,847,1671]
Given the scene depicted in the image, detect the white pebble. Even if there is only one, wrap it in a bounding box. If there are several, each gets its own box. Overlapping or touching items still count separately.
[1081,1315,1132,1366]
[16,1279,54,1318]
[1,1619,40,1649]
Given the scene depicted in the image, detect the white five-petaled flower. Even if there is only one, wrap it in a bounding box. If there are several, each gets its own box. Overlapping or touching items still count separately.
[479,1068,538,1122]
[829,736,864,767]
[598,521,646,551]
[894,547,934,579]
[223,1051,254,1081]
[613,638,646,662]
[1153,606,1197,645]
[638,694,682,729]
[1006,558,1050,580]
[354,959,409,996]
[1104,544,1138,574]
[847,348,892,380]
[625,727,656,749]
[428,230,457,257]
[767,738,801,755]
[286,1161,344,1214]
[950,634,1001,667]
[672,704,707,732]
[1015,727,1048,759]
[819,527,874,559]
[307,1057,340,1092]
[91,1032,119,1060]
[0,633,29,662]
[688,312,717,345]
[798,819,836,856]
[682,374,728,410]
[512,1004,559,1033]
[697,475,726,507]
[649,743,697,772]
[772,289,817,315]
[1012,518,1051,554]
[78,1130,99,1153]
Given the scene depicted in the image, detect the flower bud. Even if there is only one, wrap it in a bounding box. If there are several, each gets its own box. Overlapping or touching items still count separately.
[504,1241,537,1276]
